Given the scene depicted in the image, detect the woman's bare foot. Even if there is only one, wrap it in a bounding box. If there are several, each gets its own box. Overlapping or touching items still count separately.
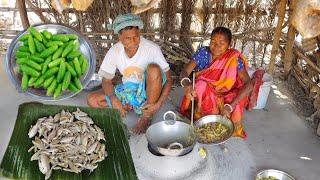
[132,116,150,134]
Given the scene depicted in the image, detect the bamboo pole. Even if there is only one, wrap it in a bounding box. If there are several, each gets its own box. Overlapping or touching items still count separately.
[268,0,287,74]
[261,44,267,67]
[284,0,297,78]
[16,0,29,29]
[25,0,50,23]
[294,50,320,74]
[253,41,256,67]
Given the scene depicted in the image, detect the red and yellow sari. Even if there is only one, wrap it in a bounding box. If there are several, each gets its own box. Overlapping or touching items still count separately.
[180,48,249,138]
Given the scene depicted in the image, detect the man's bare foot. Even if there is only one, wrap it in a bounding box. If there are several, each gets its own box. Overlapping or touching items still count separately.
[132,116,150,134]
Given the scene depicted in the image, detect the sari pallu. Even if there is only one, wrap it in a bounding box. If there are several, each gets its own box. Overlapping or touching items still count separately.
[180,48,249,138]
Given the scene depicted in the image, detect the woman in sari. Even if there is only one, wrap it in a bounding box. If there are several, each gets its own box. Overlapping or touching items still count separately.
[179,27,253,138]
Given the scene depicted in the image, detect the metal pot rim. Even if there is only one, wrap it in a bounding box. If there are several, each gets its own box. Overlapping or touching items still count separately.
[5,23,96,101]
[194,114,234,145]
[146,111,196,156]
[255,169,295,180]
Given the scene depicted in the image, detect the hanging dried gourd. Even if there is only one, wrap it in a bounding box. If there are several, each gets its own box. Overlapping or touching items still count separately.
[131,0,162,14]
[51,0,94,13]
[291,0,320,38]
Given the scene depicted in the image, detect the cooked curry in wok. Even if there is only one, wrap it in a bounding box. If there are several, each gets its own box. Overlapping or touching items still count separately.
[256,176,279,180]
[196,122,230,143]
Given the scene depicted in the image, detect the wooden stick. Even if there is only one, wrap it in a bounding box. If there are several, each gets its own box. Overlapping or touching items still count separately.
[294,50,320,74]
[292,66,309,93]
[268,0,287,74]
[25,0,50,23]
[16,0,29,29]
[284,0,297,78]
[233,27,275,36]
[191,72,195,127]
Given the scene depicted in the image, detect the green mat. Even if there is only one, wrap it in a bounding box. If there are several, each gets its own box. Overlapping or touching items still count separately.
[0,102,137,180]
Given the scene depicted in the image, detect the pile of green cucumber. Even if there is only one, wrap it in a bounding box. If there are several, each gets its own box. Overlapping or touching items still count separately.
[16,27,88,99]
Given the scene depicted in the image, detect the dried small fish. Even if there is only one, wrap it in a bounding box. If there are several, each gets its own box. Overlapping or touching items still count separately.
[28,121,41,138]
[73,108,88,119]
[32,137,45,149]
[28,108,107,179]
[45,167,52,180]
[60,136,74,144]
[87,141,98,154]
[94,125,106,141]
[39,154,50,174]
[78,116,94,124]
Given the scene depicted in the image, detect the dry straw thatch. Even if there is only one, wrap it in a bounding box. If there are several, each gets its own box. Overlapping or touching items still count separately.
[25,0,279,70]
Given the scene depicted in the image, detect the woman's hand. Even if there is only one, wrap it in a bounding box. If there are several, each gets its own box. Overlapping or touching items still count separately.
[184,85,196,99]
[221,104,232,118]
[179,61,197,99]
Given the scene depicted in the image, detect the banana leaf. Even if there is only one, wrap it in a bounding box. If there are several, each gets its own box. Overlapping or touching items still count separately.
[0,102,137,180]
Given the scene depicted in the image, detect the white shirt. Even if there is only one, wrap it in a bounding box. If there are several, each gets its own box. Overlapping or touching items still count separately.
[98,37,170,83]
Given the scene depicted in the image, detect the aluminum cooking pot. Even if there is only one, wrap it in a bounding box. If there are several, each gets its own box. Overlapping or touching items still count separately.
[146,111,196,156]
[194,115,234,145]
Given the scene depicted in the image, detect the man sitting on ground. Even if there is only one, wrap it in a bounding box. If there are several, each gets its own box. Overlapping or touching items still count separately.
[87,13,173,134]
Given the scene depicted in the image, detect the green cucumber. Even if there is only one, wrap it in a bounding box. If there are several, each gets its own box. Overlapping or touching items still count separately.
[52,34,69,42]
[30,55,45,63]
[28,27,43,42]
[21,73,29,92]
[34,39,45,52]
[25,60,41,71]
[79,55,88,74]
[41,56,52,74]
[62,71,71,91]
[28,35,36,54]
[56,61,66,83]
[52,45,64,60]
[73,77,83,90]
[42,30,52,40]
[53,84,62,99]
[61,42,74,58]
[40,45,58,58]
[43,67,59,79]
[33,76,45,88]
[19,34,29,42]
[48,57,64,68]
[17,46,30,52]
[66,62,77,77]
[72,57,82,77]
[20,65,40,77]
[28,76,37,87]
[46,79,57,96]
[45,41,64,47]
[68,83,79,93]
[43,76,55,89]
[16,51,30,58]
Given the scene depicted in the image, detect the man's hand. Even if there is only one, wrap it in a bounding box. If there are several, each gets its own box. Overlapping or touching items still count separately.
[111,97,127,118]
[132,116,150,134]
[141,103,160,118]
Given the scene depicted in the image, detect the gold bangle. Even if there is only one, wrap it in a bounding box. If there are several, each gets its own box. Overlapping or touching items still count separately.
[180,77,191,87]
